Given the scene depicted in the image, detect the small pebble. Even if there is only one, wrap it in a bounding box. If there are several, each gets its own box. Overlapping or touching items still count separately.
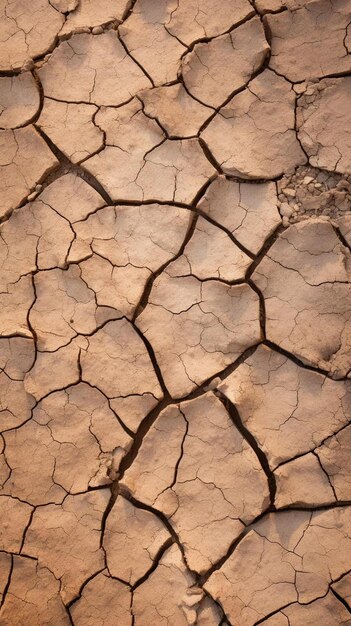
[280,203,294,218]
[27,191,38,201]
[282,188,296,198]
[92,26,104,35]
[294,82,307,94]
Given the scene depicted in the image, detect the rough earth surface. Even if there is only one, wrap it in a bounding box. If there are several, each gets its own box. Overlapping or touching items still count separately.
[0,1,351,624]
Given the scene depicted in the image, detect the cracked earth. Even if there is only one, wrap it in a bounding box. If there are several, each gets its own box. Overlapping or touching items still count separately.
[0,0,351,624]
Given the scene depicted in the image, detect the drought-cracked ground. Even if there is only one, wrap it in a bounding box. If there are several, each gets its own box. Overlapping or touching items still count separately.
[1,0,351,624]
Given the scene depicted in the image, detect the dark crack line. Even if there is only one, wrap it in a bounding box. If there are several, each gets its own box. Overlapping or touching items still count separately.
[117,29,155,87]
[312,450,338,502]
[130,321,170,398]
[131,536,174,590]
[201,503,351,589]
[119,488,198,578]
[246,221,285,279]
[331,587,351,614]
[66,568,105,610]
[263,339,349,380]
[196,14,272,138]
[216,393,276,506]
[132,211,198,322]
[0,553,13,610]
[34,125,113,205]
[273,417,351,473]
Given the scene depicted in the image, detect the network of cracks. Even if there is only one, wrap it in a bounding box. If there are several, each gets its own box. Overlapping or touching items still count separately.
[1,0,351,624]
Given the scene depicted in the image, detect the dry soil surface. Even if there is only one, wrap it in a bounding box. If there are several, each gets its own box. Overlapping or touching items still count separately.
[0,1,351,625]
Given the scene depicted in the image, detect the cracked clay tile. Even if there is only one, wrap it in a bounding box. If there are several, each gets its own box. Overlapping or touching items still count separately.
[0,335,34,380]
[0,126,58,218]
[178,216,252,281]
[0,73,40,129]
[1,382,131,505]
[119,0,186,86]
[263,592,351,625]
[72,202,191,317]
[0,444,12,493]
[201,68,306,179]
[206,524,299,625]
[270,424,351,508]
[0,197,74,283]
[0,556,71,626]
[182,17,269,109]
[0,336,35,430]
[266,0,351,82]
[297,78,351,176]
[198,176,281,255]
[84,98,216,202]
[0,495,32,551]
[1,418,67,505]
[0,274,35,337]
[104,495,170,585]
[60,0,132,36]
[133,138,216,204]
[30,265,102,351]
[137,269,260,397]
[332,571,351,611]
[0,0,64,71]
[122,393,269,573]
[252,219,351,377]
[218,344,351,468]
[0,172,102,292]
[77,254,151,319]
[80,254,151,319]
[24,336,83,400]
[37,172,105,222]
[122,404,187,504]
[38,31,151,106]
[132,543,204,625]
[24,489,110,603]
[69,571,132,626]
[0,552,12,605]
[82,97,165,200]
[80,318,163,416]
[110,394,160,434]
[50,0,78,11]
[274,453,336,508]
[139,84,213,138]
[316,424,351,502]
[84,137,216,203]
[37,98,104,163]
[166,0,254,46]
[205,507,351,625]
[92,97,164,151]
